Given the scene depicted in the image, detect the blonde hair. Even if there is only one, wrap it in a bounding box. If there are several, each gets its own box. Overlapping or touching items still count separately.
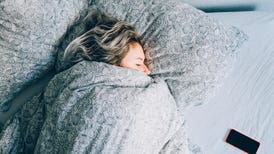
[64,10,142,65]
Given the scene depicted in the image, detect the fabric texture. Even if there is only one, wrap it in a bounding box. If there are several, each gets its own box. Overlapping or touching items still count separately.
[56,0,247,112]
[0,0,248,153]
[0,0,88,112]
[0,93,45,154]
[34,61,186,154]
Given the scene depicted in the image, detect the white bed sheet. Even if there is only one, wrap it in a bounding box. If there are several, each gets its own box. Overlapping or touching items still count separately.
[186,11,274,154]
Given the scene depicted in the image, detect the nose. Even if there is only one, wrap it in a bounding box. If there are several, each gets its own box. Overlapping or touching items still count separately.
[141,64,151,75]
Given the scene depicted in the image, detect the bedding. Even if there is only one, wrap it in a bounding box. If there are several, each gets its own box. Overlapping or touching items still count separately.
[186,11,274,154]
[35,61,187,153]
[181,0,257,12]
[0,0,88,112]
[0,93,45,153]
[0,0,250,153]
[57,0,247,113]
[182,0,256,7]
[0,61,188,154]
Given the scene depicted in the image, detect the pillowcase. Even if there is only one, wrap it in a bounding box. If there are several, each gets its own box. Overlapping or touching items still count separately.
[57,0,247,112]
[0,0,88,112]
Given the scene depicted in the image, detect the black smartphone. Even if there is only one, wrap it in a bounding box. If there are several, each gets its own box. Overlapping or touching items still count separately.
[225,129,260,154]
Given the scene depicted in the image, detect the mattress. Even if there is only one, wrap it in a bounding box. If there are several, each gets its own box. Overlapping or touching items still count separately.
[186,11,274,154]
[182,0,256,12]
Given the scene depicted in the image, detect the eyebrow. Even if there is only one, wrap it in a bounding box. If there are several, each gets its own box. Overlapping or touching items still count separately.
[136,57,144,61]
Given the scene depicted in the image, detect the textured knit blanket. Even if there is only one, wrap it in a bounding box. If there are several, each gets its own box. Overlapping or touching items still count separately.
[33,61,188,154]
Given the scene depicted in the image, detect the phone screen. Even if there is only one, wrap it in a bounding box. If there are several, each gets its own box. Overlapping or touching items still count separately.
[225,129,260,154]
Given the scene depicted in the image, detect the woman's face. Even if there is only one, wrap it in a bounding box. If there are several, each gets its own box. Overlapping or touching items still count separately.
[119,42,151,75]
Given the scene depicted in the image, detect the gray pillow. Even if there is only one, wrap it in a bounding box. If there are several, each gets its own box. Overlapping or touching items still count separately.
[93,0,247,110]
[57,0,247,111]
[0,0,88,112]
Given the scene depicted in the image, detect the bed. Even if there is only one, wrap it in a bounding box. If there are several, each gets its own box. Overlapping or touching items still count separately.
[0,0,273,153]
[186,11,274,154]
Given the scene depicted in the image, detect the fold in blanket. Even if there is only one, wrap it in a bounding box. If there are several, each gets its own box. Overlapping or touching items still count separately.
[32,61,188,154]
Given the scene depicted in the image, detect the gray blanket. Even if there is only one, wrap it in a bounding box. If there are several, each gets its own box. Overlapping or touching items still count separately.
[33,61,188,154]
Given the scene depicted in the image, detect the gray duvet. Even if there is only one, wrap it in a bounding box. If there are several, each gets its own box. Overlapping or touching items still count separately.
[33,61,187,154]
[0,0,247,152]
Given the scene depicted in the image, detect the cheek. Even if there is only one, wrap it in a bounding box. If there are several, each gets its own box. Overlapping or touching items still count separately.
[125,64,138,70]
[120,59,135,69]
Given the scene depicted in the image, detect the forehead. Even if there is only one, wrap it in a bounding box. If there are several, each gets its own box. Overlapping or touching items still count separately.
[127,42,144,58]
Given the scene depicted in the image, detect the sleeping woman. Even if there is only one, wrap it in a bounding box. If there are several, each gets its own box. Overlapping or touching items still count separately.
[63,10,151,75]
[34,9,187,154]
